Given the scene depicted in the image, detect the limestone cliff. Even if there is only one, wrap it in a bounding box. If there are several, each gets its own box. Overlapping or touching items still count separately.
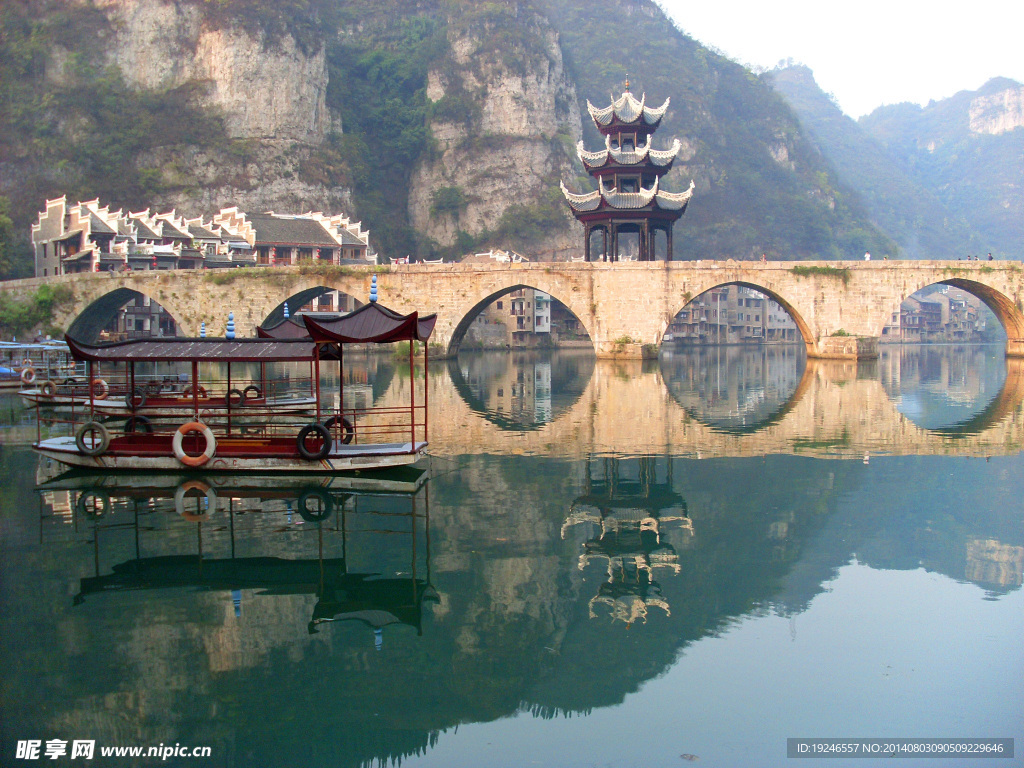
[407,9,584,260]
[63,0,349,217]
[969,84,1024,136]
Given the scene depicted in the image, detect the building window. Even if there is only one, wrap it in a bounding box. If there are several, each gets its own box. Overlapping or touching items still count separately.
[497,301,503,309]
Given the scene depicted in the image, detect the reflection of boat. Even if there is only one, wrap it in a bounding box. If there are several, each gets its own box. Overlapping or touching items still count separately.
[32,302,435,473]
[37,468,438,640]
[562,457,692,626]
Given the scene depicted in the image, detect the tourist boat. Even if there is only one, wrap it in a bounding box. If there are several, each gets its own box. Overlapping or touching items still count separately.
[32,301,436,473]
[1,340,77,390]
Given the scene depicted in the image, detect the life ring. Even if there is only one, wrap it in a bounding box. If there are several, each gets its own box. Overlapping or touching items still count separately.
[126,387,147,409]
[225,388,244,407]
[296,423,331,460]
[322,415,354,445]
[174,480,218,521]
[145,381,162,396]
[76,490,110,519]
[21,367,36,385]
[183,384,207,399]
[21,357,32,368]
[62,377,77,386]
[124,415,154,434]
[75,421,110,456]
[90,378,109,400]
[172,421,216,467]
[298,488,333,522]
[40,380,56,397]
[243,384,262,400]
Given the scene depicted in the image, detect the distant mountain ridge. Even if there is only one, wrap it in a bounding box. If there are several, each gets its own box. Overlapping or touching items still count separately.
[768,65,1023,259]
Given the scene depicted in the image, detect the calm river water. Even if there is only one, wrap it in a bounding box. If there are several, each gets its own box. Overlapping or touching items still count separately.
[1,344,1021,767]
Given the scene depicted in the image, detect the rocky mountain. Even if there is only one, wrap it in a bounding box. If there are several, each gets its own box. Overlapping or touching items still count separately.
[769,65,1023,260]
[0,0,896,277]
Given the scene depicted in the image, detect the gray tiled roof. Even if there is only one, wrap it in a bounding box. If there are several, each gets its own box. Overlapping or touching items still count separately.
[88,213,116,235]
[248,213,340,246]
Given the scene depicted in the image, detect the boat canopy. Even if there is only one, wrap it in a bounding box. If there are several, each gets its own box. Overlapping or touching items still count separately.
[64,336,319,364]
[262,303,437,344]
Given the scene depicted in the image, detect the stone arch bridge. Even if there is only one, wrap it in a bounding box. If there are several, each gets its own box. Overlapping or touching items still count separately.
[4,260,1024,359]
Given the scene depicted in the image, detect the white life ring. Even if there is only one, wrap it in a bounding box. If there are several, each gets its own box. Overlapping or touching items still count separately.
[21,367,36,384]
[172,421,217,467]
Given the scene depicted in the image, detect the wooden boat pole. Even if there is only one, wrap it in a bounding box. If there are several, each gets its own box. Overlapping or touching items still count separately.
[409,340,415,447]
[314,343,322,422]
[191,361,199,420]
[423,341,429,442]
[339,343,345,435]
[226,362,232,437]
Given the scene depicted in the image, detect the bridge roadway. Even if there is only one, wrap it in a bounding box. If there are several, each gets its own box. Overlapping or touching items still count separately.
[5,260,1024,359]
[398,357,1024,461]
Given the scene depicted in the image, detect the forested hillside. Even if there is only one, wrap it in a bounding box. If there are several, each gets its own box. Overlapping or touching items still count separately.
[0,0,899,277]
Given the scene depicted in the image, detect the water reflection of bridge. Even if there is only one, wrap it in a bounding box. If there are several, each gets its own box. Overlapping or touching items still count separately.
[420,353,1024,459]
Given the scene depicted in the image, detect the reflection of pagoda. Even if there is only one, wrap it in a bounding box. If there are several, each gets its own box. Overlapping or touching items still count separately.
[561,81,694,262]
[562,457,693,625]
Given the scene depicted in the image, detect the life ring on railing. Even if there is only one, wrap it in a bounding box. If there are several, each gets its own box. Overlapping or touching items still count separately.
[298,487,333,522]
[40,380,56,397]
[126,387,147,409]
[62,377,77,386]
[183,384,207,399]
[124,415,154,434]
[296,423,331,460]
[243,384,262,401]
[75,421,110,456]
[172,421,216,467]
[76,489,110,519]
[225,388,244,407]
[174,480,218,521]
[21,357,32,368]
[21,367,36,385]
[90,378,109,400]
[322,415,354,445]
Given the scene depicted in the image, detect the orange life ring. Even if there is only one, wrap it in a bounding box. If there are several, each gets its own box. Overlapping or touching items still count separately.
[174,479,218,521]
[172,421,217,467]
[90,378,109,399]
[183,384,208,399]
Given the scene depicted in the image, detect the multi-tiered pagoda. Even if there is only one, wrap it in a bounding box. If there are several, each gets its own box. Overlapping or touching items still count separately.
[561,83,694,261]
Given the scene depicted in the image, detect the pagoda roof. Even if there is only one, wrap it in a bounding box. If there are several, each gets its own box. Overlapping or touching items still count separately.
[587,91,670,129]
[578,136,681,170]
[560,178,695,213]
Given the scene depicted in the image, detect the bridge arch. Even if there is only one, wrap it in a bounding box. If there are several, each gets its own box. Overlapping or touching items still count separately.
[671,280,817,353]
[263,285,364,327]
[877,277,1024,346]
[446,282,595,356]
[66,288,181,342]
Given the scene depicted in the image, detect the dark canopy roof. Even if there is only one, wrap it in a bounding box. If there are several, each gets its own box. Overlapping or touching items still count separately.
[257,316,313,340]
[302,302,436,344]
[248,213,339,247]
[65,336,318,363]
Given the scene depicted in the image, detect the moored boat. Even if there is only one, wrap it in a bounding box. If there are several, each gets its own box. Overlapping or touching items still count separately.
[32,301,436,473]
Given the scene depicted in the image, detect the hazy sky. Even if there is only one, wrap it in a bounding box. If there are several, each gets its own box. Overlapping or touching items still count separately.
[655,0,1024,118]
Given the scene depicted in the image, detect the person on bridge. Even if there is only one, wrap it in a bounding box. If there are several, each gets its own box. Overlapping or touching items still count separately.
[864,252,871,261]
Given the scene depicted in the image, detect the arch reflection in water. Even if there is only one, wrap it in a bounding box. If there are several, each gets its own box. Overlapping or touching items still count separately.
[879,344,1020,434]
[563,456,693,626]
[448,350,595,430]
[660,344,808,433]
[36,468,437,642]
